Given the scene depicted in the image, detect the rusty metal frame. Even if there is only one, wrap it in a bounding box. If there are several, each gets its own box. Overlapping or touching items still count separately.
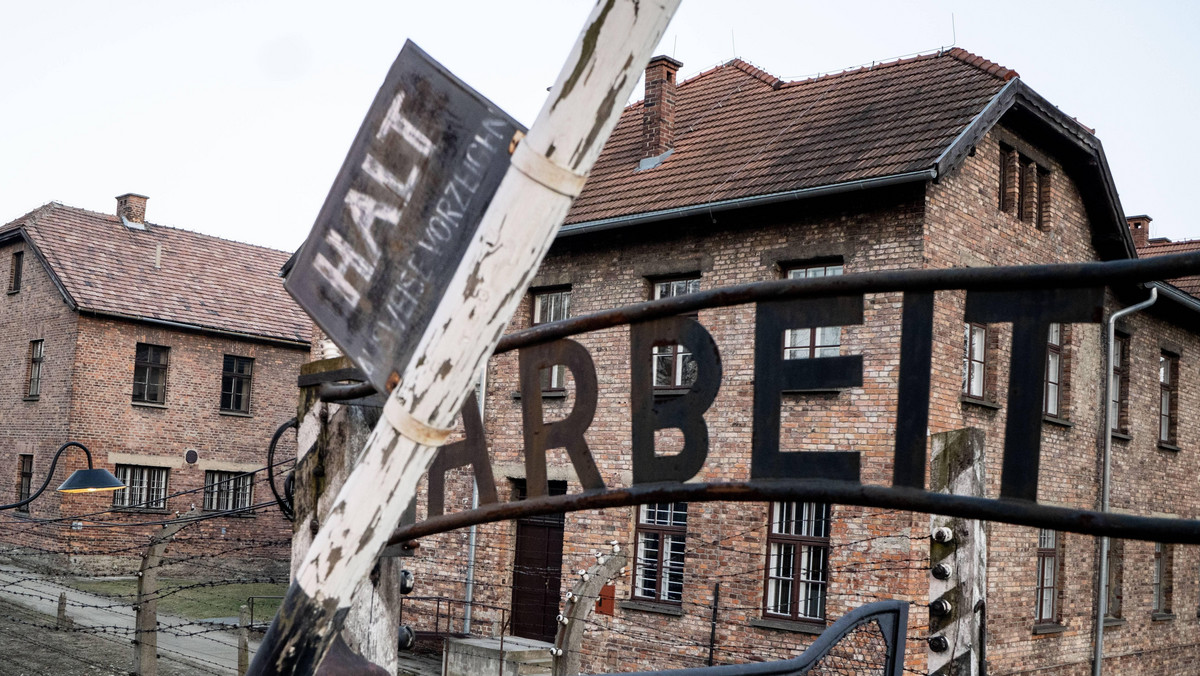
[379,253,1200,547]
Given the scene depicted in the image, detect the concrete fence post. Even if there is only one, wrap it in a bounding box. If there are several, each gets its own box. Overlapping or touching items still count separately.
[133,508,195,676]
[56,591,72,629]
[239,604,251,676]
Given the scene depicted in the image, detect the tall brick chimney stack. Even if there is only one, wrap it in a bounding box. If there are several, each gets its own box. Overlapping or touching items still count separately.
[642,55,683,159]
[116,193,149,224]
[1127,214,1152,249]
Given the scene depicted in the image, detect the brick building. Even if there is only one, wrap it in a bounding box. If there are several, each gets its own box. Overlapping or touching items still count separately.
[388,48,1200,675]
[0,194,310,573]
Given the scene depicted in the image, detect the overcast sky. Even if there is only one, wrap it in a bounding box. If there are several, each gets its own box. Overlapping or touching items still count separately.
[1,1,1196,252]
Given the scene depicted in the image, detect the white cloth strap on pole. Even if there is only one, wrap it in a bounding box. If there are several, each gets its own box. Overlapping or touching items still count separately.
[383,398,454,447]
[510,141,588,198]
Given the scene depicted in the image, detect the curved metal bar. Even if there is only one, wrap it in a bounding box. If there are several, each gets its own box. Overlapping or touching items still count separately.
[0,441,95,511]
[267,418,298,521]
[604,600,907,675]
[495,252,1200,354]
[386,479,1200,547]
[317,381,378,402]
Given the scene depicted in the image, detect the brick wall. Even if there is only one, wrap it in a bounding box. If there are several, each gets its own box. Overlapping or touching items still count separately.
[54,316,305,572]
[406,186,934,673]
[0,239,78,558]
[399,125,1200,675]
[0,245,306,573]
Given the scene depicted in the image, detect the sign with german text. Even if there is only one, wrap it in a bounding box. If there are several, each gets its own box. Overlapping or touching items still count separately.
[286,40,525,394]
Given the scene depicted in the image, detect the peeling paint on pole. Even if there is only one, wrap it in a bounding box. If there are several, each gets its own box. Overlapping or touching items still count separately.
[250,2,681,672]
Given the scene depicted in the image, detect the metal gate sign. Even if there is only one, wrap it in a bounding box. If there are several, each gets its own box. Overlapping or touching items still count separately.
[286,41,525,394]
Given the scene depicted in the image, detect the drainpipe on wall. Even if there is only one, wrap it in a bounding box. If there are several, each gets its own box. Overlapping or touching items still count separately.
[463,371,486,634]
[1093,286,1157,676]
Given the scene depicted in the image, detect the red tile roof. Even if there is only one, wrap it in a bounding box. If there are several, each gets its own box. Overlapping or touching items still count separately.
[565,48,1016,225]
[1,202,311,344]
[1139,238,1200,296]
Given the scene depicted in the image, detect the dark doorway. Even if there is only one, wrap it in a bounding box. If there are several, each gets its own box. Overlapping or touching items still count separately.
[510,479,566,642]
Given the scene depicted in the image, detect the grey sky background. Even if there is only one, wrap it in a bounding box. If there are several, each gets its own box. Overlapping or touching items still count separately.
[1,1,1196,252]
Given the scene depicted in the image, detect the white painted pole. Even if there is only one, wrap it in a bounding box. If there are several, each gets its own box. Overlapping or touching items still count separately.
[249,2,680,672]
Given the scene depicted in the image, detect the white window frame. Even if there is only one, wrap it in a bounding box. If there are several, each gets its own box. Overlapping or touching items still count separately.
[112,465,169,510]
[652,278,700,389]
[784,263,843,360]
[203,470,254,511]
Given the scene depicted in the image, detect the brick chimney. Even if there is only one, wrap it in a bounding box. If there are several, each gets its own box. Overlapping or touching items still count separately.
[116,193,149,225]
[1127,214,1151,249]
[642,55,683,159]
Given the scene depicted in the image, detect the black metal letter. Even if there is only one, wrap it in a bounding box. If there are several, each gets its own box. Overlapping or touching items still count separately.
[964,287,1104,501]
[630,316,722,484]
[519,339,604,497]
[893,292,935,489]
[426,392,497,517]
[751,296,863,481]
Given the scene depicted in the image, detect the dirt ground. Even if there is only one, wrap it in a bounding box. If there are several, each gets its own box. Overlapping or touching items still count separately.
[0,597,195,676]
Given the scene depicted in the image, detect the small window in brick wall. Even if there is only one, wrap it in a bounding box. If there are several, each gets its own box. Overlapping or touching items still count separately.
[16,454,32,513]
[634,502,688,604]
[133,343,169,405]
[532,289,571,391]
[112,465,169,510]
[963,323,989,400]
[203,470,253,511]
[1044,323,1070,419]
[1035,529,1061,625]
[1152,543,1174,616]
[9,251,23,293]
[1159,352,1179,446]
[651,278,700,389]
[26,340,43,399]
[1110,334,1130,433]
[764,501,830,623]
[1105,539,1123,620]
[784,262,843,359]
[221,355,254,413]
[1000,144,1052,229]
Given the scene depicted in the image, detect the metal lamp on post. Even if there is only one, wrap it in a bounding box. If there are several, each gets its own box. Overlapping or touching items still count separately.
[0,441,125,511]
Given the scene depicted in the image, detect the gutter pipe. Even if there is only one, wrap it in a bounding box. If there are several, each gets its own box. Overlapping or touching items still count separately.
[1093,286,1157,676]
[79,308,310,348]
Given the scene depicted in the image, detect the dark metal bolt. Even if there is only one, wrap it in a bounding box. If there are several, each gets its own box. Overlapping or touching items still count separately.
[930,599,952,616]
[399,569,415,595]
[397,625,416,652]
[932,563,953,580]
[929,635,949,652]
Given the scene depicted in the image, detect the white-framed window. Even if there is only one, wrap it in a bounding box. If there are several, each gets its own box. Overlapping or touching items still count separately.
[784,263,843,359]
[1153,542,1173,614]
[765,501,830,622]
[963,323,987,399]
[203,470,254,511]
[634,502,688,603]
[652,278,700,388]
[1160,353,1178,445]
[112,465,169,510]
[1044,323,1063,417]
[1035,529,1059,624]
[26,340,44,398]
[1110,334,1129,432]
[532,289,571,390]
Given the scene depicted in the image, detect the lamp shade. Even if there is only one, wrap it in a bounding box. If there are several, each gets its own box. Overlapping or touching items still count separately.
[57,468,125,493]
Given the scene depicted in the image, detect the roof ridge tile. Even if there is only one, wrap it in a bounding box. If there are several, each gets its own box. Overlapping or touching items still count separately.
[728,58,784,90]
[945,47,1019,81]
